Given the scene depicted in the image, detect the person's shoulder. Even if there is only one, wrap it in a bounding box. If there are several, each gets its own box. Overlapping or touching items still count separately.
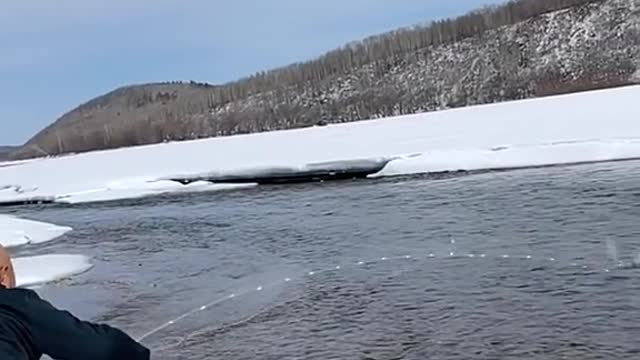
[2,287,39,295]
[0,287,42,303]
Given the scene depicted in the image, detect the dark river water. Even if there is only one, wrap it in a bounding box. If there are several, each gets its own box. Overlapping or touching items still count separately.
[6,160,640,360]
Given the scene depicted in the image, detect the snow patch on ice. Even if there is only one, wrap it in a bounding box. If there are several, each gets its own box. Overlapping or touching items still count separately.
[374,138,640,177]
[159,158,389,184]
[55,180,254,204]
[12,254,93,288]
[0,215,72,248]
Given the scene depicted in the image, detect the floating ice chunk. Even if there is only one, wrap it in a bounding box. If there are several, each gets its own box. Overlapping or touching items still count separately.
[0,215,72,248]
[12,254,93,287]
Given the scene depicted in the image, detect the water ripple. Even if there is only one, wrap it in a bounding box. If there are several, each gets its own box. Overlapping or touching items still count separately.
[12,160,640,359]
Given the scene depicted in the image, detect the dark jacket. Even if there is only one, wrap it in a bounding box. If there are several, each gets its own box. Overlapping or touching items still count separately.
[0,286,150,360]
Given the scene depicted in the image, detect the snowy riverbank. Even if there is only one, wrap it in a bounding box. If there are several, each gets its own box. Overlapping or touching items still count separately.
[1,85,639,205]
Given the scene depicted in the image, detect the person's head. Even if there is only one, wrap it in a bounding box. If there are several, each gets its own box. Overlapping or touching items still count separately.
[0,244,16,288]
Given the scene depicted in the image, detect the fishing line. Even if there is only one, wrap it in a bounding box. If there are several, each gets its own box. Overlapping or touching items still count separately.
[136,242,635,348]
[164,291,311,353]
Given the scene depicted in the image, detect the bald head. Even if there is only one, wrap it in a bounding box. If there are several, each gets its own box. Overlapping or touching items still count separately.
[0,244,16,288]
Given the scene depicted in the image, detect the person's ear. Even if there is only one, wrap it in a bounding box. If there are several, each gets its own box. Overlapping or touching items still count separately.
[0,264,16,288]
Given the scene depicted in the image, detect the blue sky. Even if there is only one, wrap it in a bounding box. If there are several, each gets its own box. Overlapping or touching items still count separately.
[1,0,502,145]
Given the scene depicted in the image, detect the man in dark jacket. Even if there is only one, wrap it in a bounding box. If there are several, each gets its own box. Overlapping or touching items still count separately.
[0,245,150,360]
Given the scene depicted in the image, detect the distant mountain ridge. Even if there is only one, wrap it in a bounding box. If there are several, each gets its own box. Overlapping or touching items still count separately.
[0,146,17,161]
[8,0,640,160]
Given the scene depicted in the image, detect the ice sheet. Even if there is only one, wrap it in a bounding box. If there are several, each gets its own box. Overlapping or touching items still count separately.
[12,254,94,287]
[374,138,640,177]
[54,180,255,204]
[1,85,639,204]
[0,215,72,247]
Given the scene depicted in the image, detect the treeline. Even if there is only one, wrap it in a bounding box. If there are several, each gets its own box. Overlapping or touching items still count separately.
[0,146,16,161]
[9,0,638,159]
[199,0,605,105]
[75,0,605,110]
